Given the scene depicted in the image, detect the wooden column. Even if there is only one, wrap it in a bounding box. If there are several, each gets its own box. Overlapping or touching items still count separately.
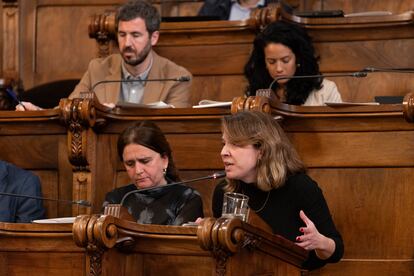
[1,0,19,80]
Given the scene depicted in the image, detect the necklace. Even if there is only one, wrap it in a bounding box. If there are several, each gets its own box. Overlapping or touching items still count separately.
[249,191,271,213]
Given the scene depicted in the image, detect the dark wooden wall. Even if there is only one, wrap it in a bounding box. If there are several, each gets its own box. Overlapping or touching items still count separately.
[298,0,414,14]
[0,2,414,275]
[2,1,414,107]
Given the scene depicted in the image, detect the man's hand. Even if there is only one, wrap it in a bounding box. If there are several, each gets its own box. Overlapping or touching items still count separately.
[15,101,43,111]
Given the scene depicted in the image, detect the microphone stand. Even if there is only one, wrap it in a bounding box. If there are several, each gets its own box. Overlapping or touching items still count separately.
[0,192,91,207]
[268,71,368,90]
[91,76,191,91]
[362,67,414,73]
[267,67,414,91]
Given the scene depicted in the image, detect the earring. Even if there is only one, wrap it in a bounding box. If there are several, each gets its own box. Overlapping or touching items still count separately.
[163,168,167,175]
[297,63,301,67]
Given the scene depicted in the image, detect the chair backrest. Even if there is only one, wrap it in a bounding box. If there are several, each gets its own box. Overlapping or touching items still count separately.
[20,79,79,109]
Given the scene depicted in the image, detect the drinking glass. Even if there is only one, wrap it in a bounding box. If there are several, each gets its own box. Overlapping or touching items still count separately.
[221,192,249,222]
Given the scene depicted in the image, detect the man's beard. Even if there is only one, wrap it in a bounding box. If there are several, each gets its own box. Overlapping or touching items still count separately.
[121,41,152,67]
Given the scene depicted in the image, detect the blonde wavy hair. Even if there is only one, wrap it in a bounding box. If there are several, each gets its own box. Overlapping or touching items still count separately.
[222,111,305,192]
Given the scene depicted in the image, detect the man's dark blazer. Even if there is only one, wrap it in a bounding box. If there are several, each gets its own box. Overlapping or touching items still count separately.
[0,161,45,222]
[198,0,269,20]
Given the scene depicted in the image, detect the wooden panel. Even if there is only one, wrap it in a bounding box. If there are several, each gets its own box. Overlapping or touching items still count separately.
[142,255,214,276]
[190,75,247,104]
[316,40,414,71]
[1,252,85,275]
[282,115,413,132]
[57,136,74,216]
[309,260,414,276]
[301,0,414,14]
[169,133,223,169]
[20,1,122,88]
[0,223,86,276]
[0,120,65,135]
[155,44,252,75]
[28,5,110,86]
[155,2,203,17]
[308,168,414,259]
[35,6,100,80]
[332,74,414,102]
[0,135,60,169]
[290,131,414,167]
[33,170,58,219]
[1,2,19,76]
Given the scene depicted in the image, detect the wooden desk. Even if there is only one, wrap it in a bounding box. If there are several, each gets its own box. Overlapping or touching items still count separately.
[73,215,308,276]
[0,222,86,275]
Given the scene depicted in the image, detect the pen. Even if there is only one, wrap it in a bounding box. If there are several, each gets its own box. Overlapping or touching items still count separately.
[5,87,25,110]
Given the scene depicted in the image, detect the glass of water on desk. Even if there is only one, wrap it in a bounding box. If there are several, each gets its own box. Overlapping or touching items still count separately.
[221,192,249,222]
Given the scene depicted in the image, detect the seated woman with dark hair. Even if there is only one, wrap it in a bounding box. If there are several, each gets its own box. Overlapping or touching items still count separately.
[102,121,203,225]
[244,21,342,105]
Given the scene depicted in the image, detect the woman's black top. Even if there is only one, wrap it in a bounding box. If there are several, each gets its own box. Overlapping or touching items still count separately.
[212,173,344,270]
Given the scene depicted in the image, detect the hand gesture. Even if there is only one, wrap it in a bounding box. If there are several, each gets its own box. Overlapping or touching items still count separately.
[295,210,336,259]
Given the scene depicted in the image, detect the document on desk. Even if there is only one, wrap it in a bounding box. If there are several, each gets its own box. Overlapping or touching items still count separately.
[32,217,76,224]
[325,101,380,106]
[192,100,232,108]
[116,101,175,108]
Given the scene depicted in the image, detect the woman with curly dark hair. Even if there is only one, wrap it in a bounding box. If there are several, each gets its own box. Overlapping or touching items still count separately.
[244,21,342,105]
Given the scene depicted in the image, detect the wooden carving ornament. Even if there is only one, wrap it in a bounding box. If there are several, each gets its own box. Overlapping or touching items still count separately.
[59,97,96,169]
[89,12,117,58]
[231,96,271,113]
[403,92,414,122]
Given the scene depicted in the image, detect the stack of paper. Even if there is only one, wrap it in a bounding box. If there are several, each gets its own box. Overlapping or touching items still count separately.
[325,102,380,106]
[192,100,232,108]
[116,101,175,108]
[32,217,76,224]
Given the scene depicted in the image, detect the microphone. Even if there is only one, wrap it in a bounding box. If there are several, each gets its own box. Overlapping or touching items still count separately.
[268,71,368,90]
[91,76,191,91]
[119,171,226,206]
[0,192,92,207]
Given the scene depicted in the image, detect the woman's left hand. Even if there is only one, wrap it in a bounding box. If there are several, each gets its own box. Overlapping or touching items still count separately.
[295,210,335,259]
